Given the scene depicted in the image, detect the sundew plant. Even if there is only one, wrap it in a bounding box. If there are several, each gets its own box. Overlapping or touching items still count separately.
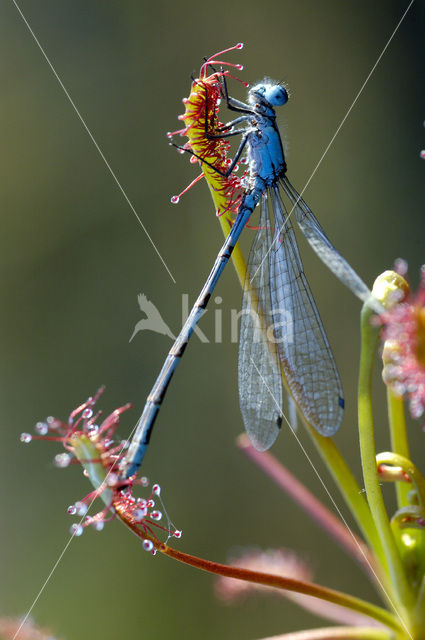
[17,40,425,640]
[2,3,424,640]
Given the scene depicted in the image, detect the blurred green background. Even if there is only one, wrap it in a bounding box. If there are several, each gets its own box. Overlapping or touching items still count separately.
[0,1,424,638]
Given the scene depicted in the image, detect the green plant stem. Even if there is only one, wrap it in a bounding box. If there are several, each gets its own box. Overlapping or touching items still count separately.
[412,573,425,635]
[306,425,387,569]
[387,389,411,508]
[118,511,402,633]
[358,303,414,616]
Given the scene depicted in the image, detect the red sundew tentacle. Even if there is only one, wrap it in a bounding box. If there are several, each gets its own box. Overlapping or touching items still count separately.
[105,443,127,456]
[43,417,66,432]
[95,499,115,519]
[69,387,106,422]
[71,414,85,431]
[98,403,132,435]
[171,173,205,204]
[69,402,90,421]
[87,410,103,427]
[220,72,249,88]
[97,511,116,524]
[79,488,105,503]
[199,43,243,78]
[139,522,161,542]
[167,128,186,137]
[144,521,172,536]
[30,435,69,442]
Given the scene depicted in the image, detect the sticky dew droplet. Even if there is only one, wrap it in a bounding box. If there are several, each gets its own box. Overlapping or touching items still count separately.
[54,453,72,468]
[142,539,154,552]
[87,424,99,436]
[171,196,180,204]
[134,507,147,521]
[74,501,88,516]
[20,433,32,444]
[107,473,119,487]
[35,421,48,435]
[70,524,84,537]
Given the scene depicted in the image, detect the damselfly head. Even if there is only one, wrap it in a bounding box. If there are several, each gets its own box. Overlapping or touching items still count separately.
[249,82,288,108]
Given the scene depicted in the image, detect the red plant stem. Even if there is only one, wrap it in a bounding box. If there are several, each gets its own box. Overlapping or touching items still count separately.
[162,545,398,632]
[117,508,398,633]
[237,434,377,577]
